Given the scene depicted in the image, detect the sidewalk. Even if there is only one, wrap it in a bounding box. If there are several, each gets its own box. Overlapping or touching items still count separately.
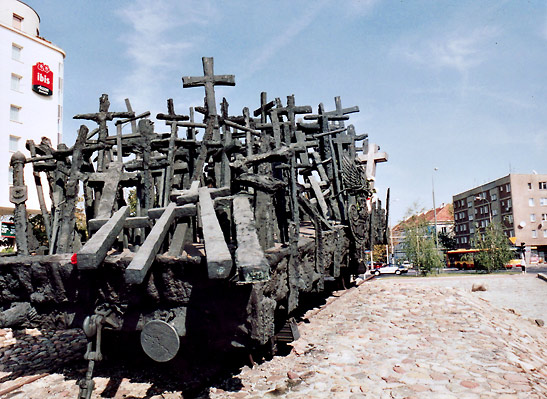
[209,276,547,398]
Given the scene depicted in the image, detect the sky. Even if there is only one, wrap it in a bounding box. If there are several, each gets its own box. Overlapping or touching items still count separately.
[29,0,547,224]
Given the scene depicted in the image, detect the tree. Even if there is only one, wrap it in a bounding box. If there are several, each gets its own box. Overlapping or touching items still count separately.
[472,221,513,273]
[438,230,457,251]
[402,205,443,276]
[372,244,387,264]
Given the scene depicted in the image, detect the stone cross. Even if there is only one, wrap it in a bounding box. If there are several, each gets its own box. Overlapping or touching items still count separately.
[357,142,388,188]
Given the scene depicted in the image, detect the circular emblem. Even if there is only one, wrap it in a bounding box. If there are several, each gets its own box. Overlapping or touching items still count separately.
[140,320,180,362]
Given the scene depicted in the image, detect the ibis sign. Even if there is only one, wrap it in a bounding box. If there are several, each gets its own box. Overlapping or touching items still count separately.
[32,62,53,96]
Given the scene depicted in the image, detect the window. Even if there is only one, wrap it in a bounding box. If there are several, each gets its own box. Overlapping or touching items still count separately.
[9,136,19,152]
[531,214,536,222]
[8,167,13,185]
[10,74,21,91]
[492,209,498,216]
[507,199,512,208]
[491,193,497,201]
[506,184,511,192]
[544,230,547,238]
[528,183,532,190]
[532,230,537,238]
[529,198,535,206]
[11,44,22,61]
[12,14,23,30]
[469,215,473,221]
[10,105,21,122]
[467,200,472,208]
[462,237,468,244]
[540,182,547,190]
[470,227,475,234]
[542,214,547,221]
[541,198,547,206]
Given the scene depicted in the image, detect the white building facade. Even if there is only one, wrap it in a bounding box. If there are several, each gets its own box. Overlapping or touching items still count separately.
[0,0,65,216]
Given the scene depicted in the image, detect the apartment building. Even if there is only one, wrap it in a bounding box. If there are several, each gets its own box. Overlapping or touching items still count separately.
[0,0,65,217]
[453,173,547,263]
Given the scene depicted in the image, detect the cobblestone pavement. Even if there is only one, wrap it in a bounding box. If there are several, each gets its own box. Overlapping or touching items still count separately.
[0,274,546,398]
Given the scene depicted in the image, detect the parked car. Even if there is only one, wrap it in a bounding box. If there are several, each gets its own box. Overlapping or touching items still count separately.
[373,264,409,276]
[401,260,412,269]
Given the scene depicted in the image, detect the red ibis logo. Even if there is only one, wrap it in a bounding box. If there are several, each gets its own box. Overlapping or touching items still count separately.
[32,62,53,96]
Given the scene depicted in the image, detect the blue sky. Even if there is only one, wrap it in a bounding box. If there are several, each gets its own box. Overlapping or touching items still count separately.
[31,0,546,224]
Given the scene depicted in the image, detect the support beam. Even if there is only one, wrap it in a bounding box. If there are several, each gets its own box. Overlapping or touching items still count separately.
[233,196,270,282]
[198,187,233,279]
[126,202,177,284]
[77,206,130,270]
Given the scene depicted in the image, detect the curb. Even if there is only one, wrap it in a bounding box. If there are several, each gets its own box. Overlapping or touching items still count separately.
[538,273,547,283]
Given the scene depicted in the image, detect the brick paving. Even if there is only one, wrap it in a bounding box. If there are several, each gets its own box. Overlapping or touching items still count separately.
[0,275,546,398]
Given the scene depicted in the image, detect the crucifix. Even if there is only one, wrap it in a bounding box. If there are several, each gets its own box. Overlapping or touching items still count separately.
[182,57,235,184]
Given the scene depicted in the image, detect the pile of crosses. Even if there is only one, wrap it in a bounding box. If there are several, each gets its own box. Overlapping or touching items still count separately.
[3,59,389,384]
[10,57,388,286]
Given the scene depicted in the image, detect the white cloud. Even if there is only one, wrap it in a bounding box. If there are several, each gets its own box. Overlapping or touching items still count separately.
[398,26,500,74]
[112,0,218,115]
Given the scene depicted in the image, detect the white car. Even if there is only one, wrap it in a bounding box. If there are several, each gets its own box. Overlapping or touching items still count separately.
[373,264,409,276]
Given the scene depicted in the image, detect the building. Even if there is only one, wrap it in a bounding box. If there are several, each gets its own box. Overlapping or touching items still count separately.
[391,203,454,262]
[1,0,65,220]
[453,173,547,263]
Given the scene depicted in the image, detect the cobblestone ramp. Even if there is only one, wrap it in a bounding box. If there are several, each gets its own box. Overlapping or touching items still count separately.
[211,278,547,399]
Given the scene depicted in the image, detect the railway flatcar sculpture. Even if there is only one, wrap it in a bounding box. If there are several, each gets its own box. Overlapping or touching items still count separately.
[0,58,388,398]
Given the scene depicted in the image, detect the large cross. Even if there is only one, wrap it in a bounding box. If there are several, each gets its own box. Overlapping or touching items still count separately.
[182,57,235,118]
[357,142,388,188]
[182,58,235,183]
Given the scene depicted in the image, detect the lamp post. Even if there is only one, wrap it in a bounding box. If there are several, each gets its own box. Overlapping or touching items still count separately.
[432,167,439,249]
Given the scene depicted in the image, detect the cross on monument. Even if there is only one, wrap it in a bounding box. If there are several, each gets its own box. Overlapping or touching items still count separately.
[157,98,190,205]
[357,142,388,188]
[325,96,359,128]
[182,57,235,183]
[73,94,133,171]
[182,57,235,118]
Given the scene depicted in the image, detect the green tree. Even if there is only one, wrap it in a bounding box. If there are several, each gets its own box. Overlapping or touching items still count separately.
[402,205,443,276]
[472,221,513,273]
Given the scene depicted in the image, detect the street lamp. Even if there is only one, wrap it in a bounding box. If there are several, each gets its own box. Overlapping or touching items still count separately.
[432,167,439,249]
